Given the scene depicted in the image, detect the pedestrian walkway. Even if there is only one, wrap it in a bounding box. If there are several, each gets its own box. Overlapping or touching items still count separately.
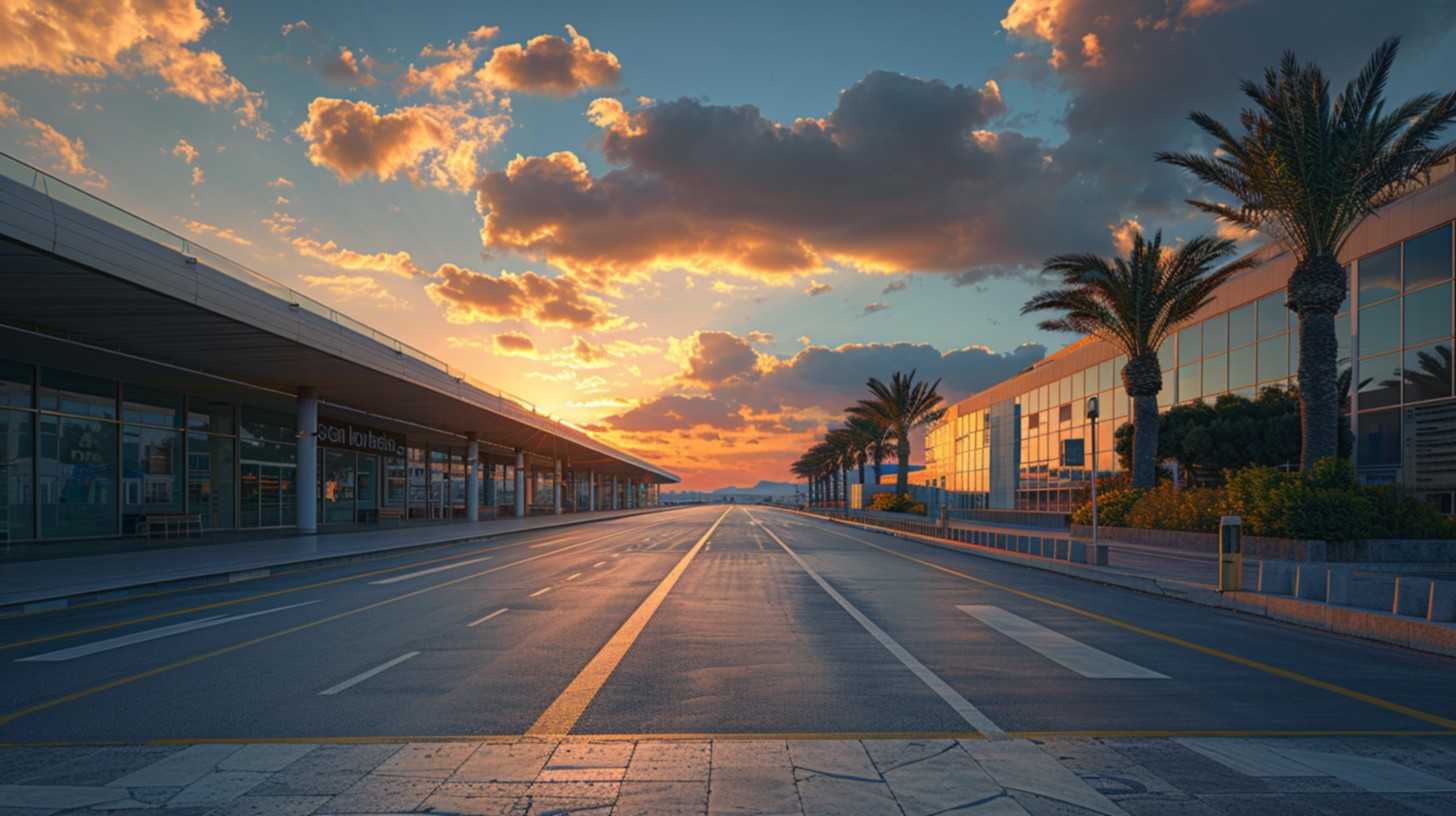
[2,734,1454,815]
[0,507,682,616]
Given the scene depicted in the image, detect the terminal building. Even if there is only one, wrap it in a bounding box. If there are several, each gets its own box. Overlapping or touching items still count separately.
[0,152,677,543]
[916,162,1456,515]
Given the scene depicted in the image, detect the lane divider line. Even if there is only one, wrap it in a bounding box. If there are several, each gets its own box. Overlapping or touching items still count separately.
[530,587,553,598]
[957,605,1168,679]
[319,652,420,696]
[567,573,582,581]
[746,510,1006,740]
[781,509,1456,732]
[526,506,734,737]
[369,556,493,585]
[467,609,508,628]
[16,602,320,663]
[593,562,607,568]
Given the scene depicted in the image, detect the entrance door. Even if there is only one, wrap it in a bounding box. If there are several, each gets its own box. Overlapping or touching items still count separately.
[322,449,355,524]
[357,455,378,522]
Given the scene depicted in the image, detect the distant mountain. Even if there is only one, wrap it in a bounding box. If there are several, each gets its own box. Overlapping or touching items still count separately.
[663,480,800,499]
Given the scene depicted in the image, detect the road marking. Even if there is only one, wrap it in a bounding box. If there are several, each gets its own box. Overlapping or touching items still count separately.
[785,510,1456,731]
[527,507,733,737]
[1174,738,1325,777]
[593,562,606,568]
[748,511,1005,740]
[566,573,582,581]
[16,602,319,663]
[467,609,508,628]
[319,652,419,696]
[1269,747,1456,792]
[368,556,493,585]
[530,587,553,598]
[957,605,1167,679]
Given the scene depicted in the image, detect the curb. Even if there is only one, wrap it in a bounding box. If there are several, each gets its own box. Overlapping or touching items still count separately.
[792,509,1456,658]
[0,506,686,620]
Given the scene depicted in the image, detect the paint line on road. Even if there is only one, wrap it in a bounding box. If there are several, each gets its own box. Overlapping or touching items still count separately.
[593,562,606,568]
[530,587,553,598]
[1174,738,1325,777]
[958,605,1168,679]
[566,573,582,581]
[16,602,320,663]
[467,609,508,628]
[368,556,493,585]
[748,510,1006,740]
[527,506,734,737]
[319,652,420,696]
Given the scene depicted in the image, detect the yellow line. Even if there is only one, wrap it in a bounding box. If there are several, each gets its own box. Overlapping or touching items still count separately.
[0,522,649,728]
[526,507,733,737]
[781,510,1456,731]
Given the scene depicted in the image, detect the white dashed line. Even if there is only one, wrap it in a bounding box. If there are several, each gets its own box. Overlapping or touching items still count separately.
[467,608,509,627]
[369,556,493,585]
[530,586,553,597]
[18,602,320,662]
[319,652,419,695]
[567,573,582,581]
[593,561,607,568]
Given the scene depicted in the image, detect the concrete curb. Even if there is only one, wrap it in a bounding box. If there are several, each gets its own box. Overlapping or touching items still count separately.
[793,509,1456,658]
[0,506,687,620]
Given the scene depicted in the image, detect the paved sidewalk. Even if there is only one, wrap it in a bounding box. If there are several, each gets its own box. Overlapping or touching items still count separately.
[2,735,1454,815]
[0,507,682,615]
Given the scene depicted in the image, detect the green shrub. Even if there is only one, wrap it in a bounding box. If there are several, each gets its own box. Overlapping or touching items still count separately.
[870,493,927,515]
[1072,488,1142,527]
[1123,485,1225,533]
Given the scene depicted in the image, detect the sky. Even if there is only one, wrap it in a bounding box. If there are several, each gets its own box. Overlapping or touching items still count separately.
[2,0,1456,492]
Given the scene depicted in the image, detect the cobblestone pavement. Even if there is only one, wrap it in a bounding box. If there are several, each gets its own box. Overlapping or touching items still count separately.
[3,735,1456,815]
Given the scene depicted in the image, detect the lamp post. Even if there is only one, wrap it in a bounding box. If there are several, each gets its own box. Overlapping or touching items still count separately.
[1086,396,1100,548]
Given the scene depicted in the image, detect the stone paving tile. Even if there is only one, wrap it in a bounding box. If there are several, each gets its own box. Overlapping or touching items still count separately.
[0,746,179,787]
[709,742,792,771]
[623,742,709,782]
[859,738,958,774]
[0,748,105,783]
[0,783,137,809]
[1113,798,1220,816]
[612,780,708,815]
[521,779,619,812]
[1096,740,1268,797]
[166,771,272,807]
[536,742,634,783]
[317,775,439,813]
[706,768,802,816]
[0,807,61,816]
[218,744,319,773]
[416,781,530,815]
[1193,792,1396,815]
[451,743,555,783]
[204,794,334,816]
[793,774,901,816]
[107,744,244,789]
[247,745,403,797]
[786,741,879,781]
[961,740,1126,816]
[878,743,1008,816]
[1387,792,1456,816]
[369,742,477,779]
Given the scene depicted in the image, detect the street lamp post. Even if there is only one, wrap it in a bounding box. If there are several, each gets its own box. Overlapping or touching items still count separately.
[1086,396,1100,548]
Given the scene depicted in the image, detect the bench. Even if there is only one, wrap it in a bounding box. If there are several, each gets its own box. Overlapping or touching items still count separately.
[140,514,203,540]
[376,508,405,523]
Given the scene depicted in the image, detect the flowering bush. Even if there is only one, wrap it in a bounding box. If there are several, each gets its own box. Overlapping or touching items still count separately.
[1123,485,1225,533]
[1071,488,1142,527]
[871,493,927,515]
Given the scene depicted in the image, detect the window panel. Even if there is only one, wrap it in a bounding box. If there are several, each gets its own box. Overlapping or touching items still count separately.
[0,359,32,409]
[1358,245,1401,305]
[1336,312,1352,366]
[1403,281,1452,347]
[1178,325,1201,366]
[1402,341,1454,404]
[1358,351,1402,410]
[1403,224,1452,292]
[1358,299,1401,357]
[39,369,116,419]
[1229,345,1256,389]
[1257,335,1288,382]
[1257,293,1288,339]
[1203,314,1227,357]
[1229,303,1257,348]
[123,385,182,428]
[1158,341,1176,372]
[1203,354,1227,396]
[1178,363,1202,402]
[1356,407,1401,467]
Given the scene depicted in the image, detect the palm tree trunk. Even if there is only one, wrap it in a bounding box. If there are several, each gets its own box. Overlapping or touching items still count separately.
[1289,252,1344,469]
[895,435,911,494]
[1123,353,1163,489]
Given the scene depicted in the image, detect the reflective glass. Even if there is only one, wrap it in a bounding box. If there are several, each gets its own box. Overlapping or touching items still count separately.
[1404,224,1452,292]
[0,359,31,409]
[122,425,183,532]
[1203,354,1227,396]
[1359,299,1401,357]
[1403,281,1452,347]
[1257,293,1288,338]
[1336,313,1353,365]
[0,408,34,540]
[1402,341,1454,404]
[1229,303,1257,348]
[39,369,116,419]
[1203,314,1227,356]
[1257,335,1288,382]
[1358,245,1401,305]
[1178,325,1200,366]
[38,413,117,537]
[1229,345,1256,389]
[188,432,235,529]
[1179,363,1202,402]
[188,400,234,434]
[1358,352,1402,410]
[1357,407,1401,466]
[123,385,182,427]
[1158,341,1176,372]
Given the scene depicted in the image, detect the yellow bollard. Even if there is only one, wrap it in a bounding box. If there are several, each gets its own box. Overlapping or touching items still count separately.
[1219,515,1243,592]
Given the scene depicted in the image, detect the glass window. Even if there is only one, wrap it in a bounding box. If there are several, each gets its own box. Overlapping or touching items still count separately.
[241,407,294,444]
[1358,352,1402,410]
[1404,224,1452,292]
[1158,341,1176,372]
[38,413,117,538]
[1203,314,1227,357]
[1358,245,1401,305]
[1257,293,1288,339]
[1229,345,1256,389]
[122,425,183,531]
[1113,385,1128,418]
[1357,408,1401,467]
[1340,265,1351,316]
[1404,281,1452,347]
[1099,359,1115,392]
[188,400,234,434]
[1402,341,1454,404]
[1229,303,1257,348]
[1178,325,1200,366]
[1336,313,1353,365]
[0,359,32,409]
[39,369,116,419]
[123,385,182,427]
[1359,299,1401,357]
[1158,380,1176,408]
[1084,365,1098,396]
[1203,354,1227,396]
[188,432,235,529]
[1178,363,1202,402]
[1257,335,1288,382]
[0,408,35,540]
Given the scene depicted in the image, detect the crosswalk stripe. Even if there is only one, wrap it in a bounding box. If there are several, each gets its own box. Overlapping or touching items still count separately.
[958,605,1167,679]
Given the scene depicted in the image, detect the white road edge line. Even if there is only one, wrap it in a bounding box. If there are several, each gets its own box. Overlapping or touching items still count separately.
[17,601,321,662]
[957,605,1168,679]
[746,510,1007,740]
[530,586,553,598]
[319,652,420,695]
[369,555,494,585]
[467,608,509,628]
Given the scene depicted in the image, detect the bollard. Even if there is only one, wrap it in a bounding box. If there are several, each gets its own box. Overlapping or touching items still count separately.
[1219,516,1243,592]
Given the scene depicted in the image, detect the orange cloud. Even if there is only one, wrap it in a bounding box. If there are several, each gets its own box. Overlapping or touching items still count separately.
[299,274,408,308]
[476,25,621,97]
[470,26,501,41]
[170,139,199,164]
[290,236,428,279]
[267,176,294,188]
[20,117,107,187]
[0,0,268,136]
[804,280,832,297]
[492,331,536,355]
[295,97,509,192]
[177,217,252,246]
[322,48,379,87]
[397,40,481,99]
[424,266,623,330]
[668,331,764,388]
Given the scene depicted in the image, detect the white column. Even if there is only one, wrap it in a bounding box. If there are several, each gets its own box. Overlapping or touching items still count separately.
[554,459,563,515]
[466,435,480,522]
[589,470,597,512]
[627,478,635,509]
[514,449,526,518]
[296,386,318,534]
[612,475,619,510]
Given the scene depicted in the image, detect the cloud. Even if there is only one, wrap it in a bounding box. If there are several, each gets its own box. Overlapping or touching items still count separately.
[290,236,428,278]
[322,48,379,87]
[608,394,746,432]
[0,0,268,136]
[882,279,908,295]
[281,21,311,36]
[267,177,294,188]
[397,40,481,99]
[749,331,776,346]
[669,331,765,388]
[18,117,107,187]
[492,331,536,355]
[470,26,501,41]
[860,302,889,316]
[177,217,251,246]
[476,25,621,97]
[190,166,205,186]
[424,265,623,330]
[0,92,16,119]
[296,97,509,192]
[805,280,832,297]
[299,274,408,308]
[170,139,199,164]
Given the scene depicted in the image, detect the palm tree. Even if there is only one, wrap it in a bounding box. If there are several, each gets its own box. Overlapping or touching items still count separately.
[1022,231,1256,488]
[1156,37,1456,468]
[841,414,892,486]
[847,370,946,495]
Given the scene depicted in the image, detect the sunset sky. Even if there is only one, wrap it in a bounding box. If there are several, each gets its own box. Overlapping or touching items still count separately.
[3,0,1455,491]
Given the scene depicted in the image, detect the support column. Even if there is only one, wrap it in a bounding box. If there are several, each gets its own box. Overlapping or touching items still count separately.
[612,475,619,510]
[554,459,563,515]
[296,386,318,535]
[466,435,480,522]
[483,454,496,510]
[589,470,597,511]
[514,449,525,518]
[626,478,634,509]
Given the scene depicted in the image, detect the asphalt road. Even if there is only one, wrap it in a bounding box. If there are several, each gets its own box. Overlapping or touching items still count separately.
[2,505,1453,745]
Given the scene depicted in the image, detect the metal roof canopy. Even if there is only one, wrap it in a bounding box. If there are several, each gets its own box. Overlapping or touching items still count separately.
[0,175,675,483]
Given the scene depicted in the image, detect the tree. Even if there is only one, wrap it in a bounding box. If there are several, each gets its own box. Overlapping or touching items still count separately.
[847,370,945,494]
[839,414,893,486]
[1115,387,1301,481]
[1023,231,1255,488]
[1157,37,1456,468]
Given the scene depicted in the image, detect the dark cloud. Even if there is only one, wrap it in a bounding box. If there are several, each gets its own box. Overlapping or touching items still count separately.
[608,394,745,432]
[492,331,535,355]
[424,265,622,330]
[860,302,889,316]
[675,331,760,388]
[477,25,620,97]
